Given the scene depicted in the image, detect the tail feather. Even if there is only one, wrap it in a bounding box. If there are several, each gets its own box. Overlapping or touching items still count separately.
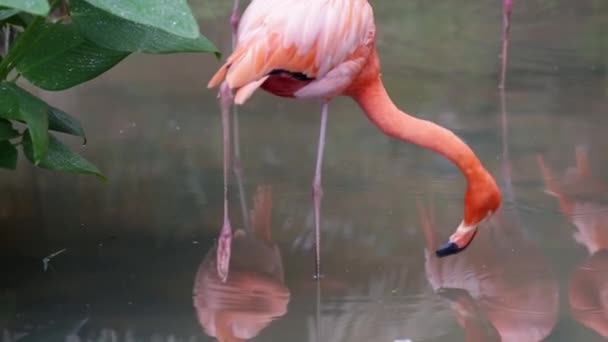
[235,76,269,105]
[208,63,229,88]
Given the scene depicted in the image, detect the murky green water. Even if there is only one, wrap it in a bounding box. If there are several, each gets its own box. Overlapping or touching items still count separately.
[2,0,608,341]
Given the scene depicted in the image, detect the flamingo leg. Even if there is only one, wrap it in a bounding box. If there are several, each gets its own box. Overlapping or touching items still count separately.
[499,0,513,89]
[233,107,251,231]
[217,82,233,282]
[215,0,243,283]
[228,0,251,232]
[312,102,329,279]
[230,0,240,47]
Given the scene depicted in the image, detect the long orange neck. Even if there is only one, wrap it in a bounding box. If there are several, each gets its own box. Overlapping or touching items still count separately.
[345,49,499,225]
[350,76,483,180]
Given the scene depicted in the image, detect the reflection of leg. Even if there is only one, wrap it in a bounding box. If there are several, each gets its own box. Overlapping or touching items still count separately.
[536,155,556,195]
[233,106,250,232]
[251,185,273,242]
[315,279,322,341]
[230,0,241,47]
[536,154,573,216]
[312,102,329,279]
[217,82,233,282]
[575,145,591,178]
[499,0,513,89]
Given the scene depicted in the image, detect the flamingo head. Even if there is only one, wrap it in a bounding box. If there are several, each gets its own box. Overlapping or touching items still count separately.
[436,172,501,257]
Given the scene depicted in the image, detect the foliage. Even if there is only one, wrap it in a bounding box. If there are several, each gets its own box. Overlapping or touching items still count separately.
[0,0,219,178]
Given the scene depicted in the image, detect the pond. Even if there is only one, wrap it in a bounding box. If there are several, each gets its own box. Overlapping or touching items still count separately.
[1,0,608,341]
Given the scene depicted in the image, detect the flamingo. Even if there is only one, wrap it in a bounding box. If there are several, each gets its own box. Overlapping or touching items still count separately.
[208,0,502,278]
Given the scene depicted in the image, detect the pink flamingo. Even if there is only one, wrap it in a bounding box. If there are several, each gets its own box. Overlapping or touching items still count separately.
[209,0,502,279]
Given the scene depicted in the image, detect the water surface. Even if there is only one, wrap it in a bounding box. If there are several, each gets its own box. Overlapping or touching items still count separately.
[1,0,608,341]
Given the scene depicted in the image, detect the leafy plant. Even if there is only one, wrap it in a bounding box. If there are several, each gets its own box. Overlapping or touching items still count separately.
[0,0,219,179]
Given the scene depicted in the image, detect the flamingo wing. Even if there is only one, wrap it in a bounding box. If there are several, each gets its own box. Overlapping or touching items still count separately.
[207,0,375,103]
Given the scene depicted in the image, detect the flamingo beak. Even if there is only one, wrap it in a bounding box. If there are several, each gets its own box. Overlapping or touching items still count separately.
[435,221,478,257]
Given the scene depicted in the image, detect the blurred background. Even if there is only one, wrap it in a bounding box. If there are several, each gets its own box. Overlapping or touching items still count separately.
[1,0,608,341]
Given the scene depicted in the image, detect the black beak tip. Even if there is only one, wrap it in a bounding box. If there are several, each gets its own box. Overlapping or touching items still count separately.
[435,241,462,257]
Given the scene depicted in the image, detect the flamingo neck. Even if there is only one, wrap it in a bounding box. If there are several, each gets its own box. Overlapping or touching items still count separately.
[344,47,500,225]
[350,76,484,184]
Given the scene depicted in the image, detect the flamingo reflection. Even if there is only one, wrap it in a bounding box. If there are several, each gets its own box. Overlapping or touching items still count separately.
[538,147,608,338]
[419,201,559,342]
[193,186,290,342]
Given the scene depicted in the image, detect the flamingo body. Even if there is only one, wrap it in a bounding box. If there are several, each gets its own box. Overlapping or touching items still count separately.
[260,71,312,98]
[208,0,501,258]
[208,0,375,103]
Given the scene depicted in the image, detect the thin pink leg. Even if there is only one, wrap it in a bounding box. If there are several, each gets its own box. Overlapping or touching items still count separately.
[228,0,250,231]
[233,107,250,231]
[217,82,233,282]
[312,102,329,279]
[230,0,240,47]
[499,88,515,201]
[215,0,242,283]
[499,0,513,89]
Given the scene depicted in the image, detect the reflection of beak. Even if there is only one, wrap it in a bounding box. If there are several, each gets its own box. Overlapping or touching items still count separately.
[435,221,478,257]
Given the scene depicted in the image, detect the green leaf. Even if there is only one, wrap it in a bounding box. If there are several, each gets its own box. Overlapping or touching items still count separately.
[13,11,34,25]
[0,0,49,16]
[72,0,218,54]
[0,11,31,28]
[0,118,19,140]
[0,82,48,162]
[48,106,86,140]
[0,140,17,169]
[82,0,199,39]
[0,82,18,117]
[15,23,129,90]
[0,8,19,20]
[23,130,104,179]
